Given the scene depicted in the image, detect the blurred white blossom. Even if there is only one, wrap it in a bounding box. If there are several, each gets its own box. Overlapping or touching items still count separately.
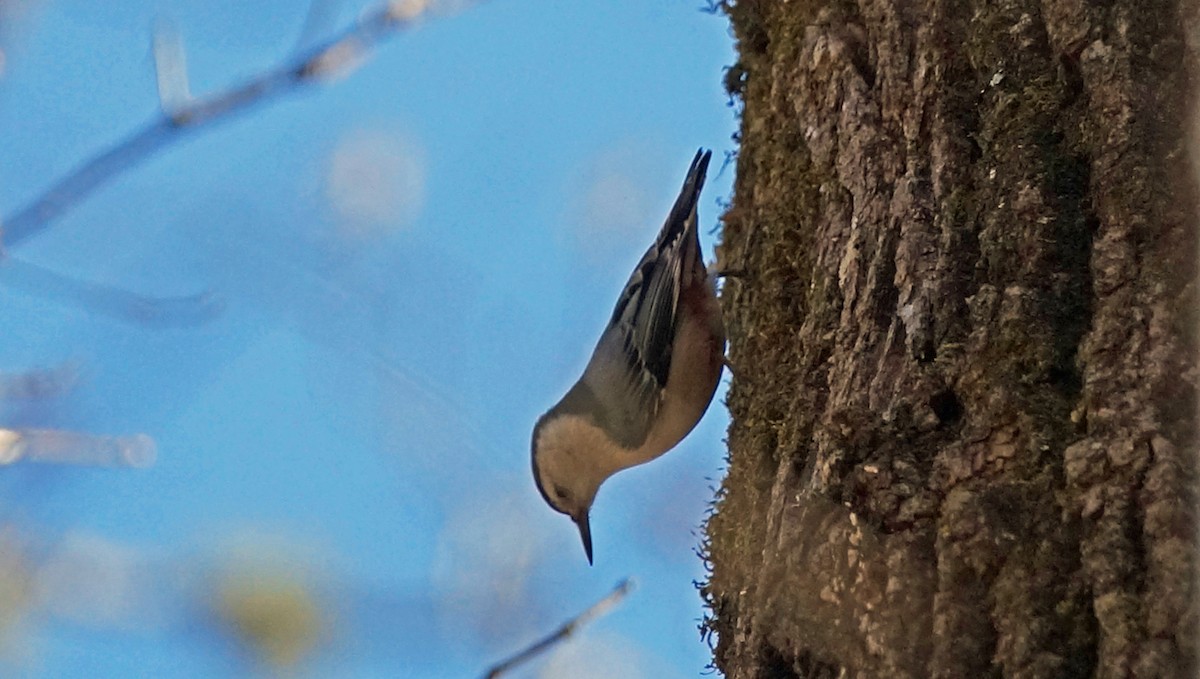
[34,532,177,632]
[326,127,426,237]
[387,0,428,22]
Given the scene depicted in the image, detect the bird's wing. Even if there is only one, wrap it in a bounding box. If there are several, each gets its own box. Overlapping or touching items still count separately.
[581,149,711,448]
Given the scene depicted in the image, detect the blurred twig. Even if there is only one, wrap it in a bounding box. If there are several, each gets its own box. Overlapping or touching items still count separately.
[0,428,156,468]
[2,0,451,248]
[0,360,81,401]
[293,0,346,55]
[0,0,471,325]
[0,257,223,327]
[481,579,635,679]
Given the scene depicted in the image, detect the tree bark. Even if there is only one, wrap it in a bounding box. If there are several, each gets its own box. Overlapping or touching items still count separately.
[701,1,1198,677]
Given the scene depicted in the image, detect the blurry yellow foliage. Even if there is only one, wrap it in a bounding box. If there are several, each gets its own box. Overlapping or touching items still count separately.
[0,532,30,642]
[214,571,325,669]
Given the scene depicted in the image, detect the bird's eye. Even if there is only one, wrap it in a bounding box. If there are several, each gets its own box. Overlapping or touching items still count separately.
[553,485,570,501]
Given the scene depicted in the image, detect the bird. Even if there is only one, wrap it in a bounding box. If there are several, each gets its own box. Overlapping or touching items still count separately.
[531,148,726,565]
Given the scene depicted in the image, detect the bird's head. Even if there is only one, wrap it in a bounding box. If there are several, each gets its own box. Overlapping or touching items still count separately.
[531,411,616,565]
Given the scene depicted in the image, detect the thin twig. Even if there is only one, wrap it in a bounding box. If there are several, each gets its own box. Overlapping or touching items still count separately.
[0,0,465,325]
[293,0,346,55]
[0,427,156,468]
[0,256,223,327]
[481,579,635,679]
[153,21,191,112]
[1,0,454,248]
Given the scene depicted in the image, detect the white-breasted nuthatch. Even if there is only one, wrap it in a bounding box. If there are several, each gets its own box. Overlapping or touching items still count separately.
[532,149,726,564]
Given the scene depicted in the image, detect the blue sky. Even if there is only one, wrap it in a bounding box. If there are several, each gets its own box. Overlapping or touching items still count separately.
[0,1,738,676]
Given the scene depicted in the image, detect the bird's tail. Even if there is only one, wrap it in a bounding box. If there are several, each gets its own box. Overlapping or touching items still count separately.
[658,148,711,247]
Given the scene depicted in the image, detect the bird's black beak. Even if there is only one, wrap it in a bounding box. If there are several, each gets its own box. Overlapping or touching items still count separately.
[573,513,594,565]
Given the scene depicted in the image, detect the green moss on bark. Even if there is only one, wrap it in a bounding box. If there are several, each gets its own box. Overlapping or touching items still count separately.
[702,1,1198,677]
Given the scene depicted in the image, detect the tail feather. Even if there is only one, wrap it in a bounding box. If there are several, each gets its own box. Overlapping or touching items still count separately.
[658,148,711,246]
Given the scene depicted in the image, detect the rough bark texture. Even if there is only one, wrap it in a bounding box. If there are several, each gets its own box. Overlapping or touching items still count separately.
[701,1,1198,677]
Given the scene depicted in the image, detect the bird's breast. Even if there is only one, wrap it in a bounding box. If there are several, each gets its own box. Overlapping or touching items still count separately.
[626,280,725,467]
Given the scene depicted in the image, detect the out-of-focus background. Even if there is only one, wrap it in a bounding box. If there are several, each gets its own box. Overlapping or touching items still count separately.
[0,1,737,676]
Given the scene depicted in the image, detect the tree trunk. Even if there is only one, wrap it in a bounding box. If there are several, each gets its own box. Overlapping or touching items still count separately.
[701,1,1198,677]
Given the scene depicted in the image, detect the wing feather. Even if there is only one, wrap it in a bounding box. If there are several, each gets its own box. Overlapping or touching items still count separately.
[578,149,711,448]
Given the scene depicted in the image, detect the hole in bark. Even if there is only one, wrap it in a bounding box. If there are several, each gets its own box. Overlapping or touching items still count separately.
[757,645,799,679]
[1046,365,1082,394]
[850,50,876,89]
[929,389,964,424]
[756,644,840,679]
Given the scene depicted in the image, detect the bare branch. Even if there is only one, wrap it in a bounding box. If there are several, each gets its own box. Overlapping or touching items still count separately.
[152,21,191,114]
[293,0,346,55]
[481,579,635,679]
[3,119,176,248]
[0,428,156,468]
[0,257,223,327]
[1,0,468,249]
